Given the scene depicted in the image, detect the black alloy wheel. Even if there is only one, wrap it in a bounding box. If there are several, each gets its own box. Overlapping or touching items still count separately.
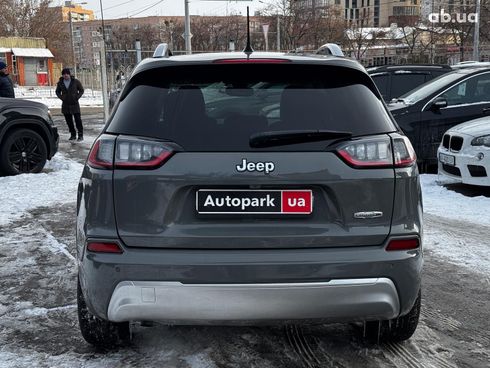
[0,129,47,175]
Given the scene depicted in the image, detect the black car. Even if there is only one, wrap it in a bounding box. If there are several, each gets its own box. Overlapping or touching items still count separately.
[368,64,452,102]
[388,67,490,171]
[0,97,58,175]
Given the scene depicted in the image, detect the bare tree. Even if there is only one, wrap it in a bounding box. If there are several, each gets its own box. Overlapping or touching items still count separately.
[258,0,343,51]
[343,19,381,60]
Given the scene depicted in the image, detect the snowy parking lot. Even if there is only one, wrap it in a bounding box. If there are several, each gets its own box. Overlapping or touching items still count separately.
[0,113,489,368]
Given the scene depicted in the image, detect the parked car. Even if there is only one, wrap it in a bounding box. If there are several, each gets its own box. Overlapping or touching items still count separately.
[388,67,490,172]
[0,97,58,175]
[451,61,490,70]
[437,116,490,185]
[77,50,423,348]
[368,64,452,102]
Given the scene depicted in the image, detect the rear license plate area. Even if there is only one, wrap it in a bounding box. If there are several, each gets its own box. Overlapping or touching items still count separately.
[196,190,313,215]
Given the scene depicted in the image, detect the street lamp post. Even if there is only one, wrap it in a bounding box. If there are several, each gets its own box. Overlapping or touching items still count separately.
[473,0,481,61]
[99,0,110,120]
[69,11,77,76]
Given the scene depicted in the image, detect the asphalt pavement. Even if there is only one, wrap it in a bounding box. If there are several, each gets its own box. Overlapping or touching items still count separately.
[0,113,488,368]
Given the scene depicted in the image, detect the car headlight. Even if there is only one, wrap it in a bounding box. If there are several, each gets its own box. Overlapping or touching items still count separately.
[471,135,490,147]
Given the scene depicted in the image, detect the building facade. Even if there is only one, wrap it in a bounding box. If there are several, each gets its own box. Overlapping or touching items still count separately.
[51,1,95,22]
[0,37,55,86]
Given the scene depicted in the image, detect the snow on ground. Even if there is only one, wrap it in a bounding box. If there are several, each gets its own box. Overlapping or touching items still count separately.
[0,154,83,227]
[14,86,103,108]
[420,174,490,276]
[420,174,490,226]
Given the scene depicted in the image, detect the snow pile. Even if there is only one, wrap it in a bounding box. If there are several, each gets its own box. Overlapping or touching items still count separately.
[0,154,83,226]
[420,174,490,226]
[14,86,103,108]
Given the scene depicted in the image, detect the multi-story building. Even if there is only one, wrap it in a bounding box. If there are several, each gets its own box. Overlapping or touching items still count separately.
[294,0,421,27]
[389,0,422,26]
[51,1,95,22]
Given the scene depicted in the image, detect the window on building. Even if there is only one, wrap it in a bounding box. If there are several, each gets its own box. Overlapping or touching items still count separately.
[37,59,47,73]
[352,0,357,7]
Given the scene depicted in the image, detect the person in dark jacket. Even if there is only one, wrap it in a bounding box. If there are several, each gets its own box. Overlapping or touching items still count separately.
[0,61,15,98]
[55,68,84,141]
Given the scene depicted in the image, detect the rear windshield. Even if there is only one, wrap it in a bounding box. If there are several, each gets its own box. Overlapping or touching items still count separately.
[106,64,396,151]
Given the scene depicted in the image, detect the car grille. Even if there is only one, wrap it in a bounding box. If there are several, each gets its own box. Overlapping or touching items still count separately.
[467,165,487,177]
[442,134,450,149]
[449,136,464,152]
[442,164,461,177]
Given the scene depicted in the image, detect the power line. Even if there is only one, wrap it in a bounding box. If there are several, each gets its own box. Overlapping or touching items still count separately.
[112,0,166,19]
[94,0,138,15]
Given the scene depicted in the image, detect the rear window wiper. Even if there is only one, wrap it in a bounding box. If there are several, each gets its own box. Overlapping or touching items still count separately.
[249,130,352,148]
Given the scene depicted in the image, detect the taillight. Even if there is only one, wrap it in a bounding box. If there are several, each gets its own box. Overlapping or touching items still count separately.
[87,135,174,170]
[87,242,123,254]
[393,136,417,168]
[336,135,417,169]
[115,138,173,169]
[337,137,392,168]
[386,238,420,251]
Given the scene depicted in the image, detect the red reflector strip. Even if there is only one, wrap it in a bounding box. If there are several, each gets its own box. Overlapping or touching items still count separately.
[213,58,291,64]
[87,242,123,254]
[386,239,419,251]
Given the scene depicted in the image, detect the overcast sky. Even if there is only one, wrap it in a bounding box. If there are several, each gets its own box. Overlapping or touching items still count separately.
[54,0,267,19]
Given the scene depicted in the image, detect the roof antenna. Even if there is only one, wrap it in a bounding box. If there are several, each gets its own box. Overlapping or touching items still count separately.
[243,6,254,55]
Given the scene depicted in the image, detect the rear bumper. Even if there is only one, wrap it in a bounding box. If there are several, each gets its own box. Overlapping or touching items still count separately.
[79,240,422,323]
[107,278,400,324]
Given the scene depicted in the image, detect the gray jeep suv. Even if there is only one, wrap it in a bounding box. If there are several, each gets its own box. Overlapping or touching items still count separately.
[76,52,423,347]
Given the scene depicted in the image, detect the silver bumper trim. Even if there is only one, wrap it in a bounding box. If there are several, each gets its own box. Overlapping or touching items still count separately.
[107,278,400,323]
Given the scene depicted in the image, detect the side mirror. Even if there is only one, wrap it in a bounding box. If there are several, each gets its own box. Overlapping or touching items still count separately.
[431,97,448,109]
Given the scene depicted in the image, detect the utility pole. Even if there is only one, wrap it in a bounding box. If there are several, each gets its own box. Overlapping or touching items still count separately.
[277,15,280,51]
[99,0,109,120]
[69,11,77,76]
[135,40,142,63]
[473,0,481,61]
[184,0,192,54]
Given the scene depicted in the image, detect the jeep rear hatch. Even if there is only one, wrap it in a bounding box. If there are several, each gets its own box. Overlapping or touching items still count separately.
[103,63,402,249]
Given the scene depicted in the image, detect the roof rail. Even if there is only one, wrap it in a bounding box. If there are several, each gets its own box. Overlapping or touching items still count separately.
[153,43,172,58]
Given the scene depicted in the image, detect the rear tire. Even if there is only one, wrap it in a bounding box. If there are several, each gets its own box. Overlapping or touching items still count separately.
[364,290,421,343]
[77,280,130,348]
[0,129,47,175]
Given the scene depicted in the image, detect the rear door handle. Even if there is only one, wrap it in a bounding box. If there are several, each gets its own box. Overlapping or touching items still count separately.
[483,107,490,114]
